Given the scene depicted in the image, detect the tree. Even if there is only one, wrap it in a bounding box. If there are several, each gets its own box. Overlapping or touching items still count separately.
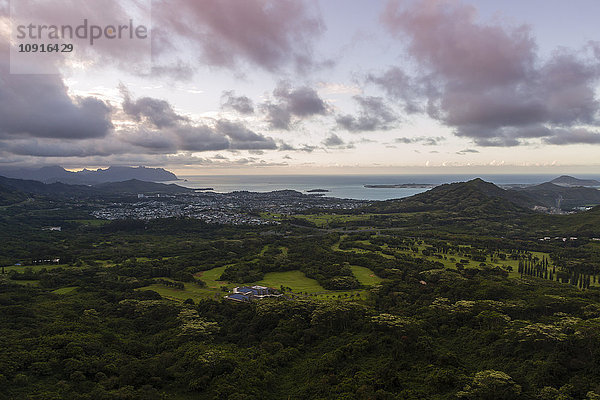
[457,370,522,400]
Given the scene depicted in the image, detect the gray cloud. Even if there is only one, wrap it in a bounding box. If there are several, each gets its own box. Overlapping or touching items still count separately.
[121,85,188,128]
[379,0,600,146]
[0,138,123,158]
[216,120,277,150]
[274,82,328,117]
[322,133,354,149]
[543,128,600,145]
[221,91,255,114]
[263,104,292,130]
[323,133,345,147]
[395,136,445,146]
[366,67,424,113]
[262,81,329,129]
[118,90,278,153]
[0,60,112,141]
[278,143,318,152]
[174,125,231,152]
[336,96,398,132]
[456,148,480,155]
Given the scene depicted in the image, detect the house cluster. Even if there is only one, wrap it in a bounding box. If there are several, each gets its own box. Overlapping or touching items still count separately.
[538,237,578,242]
[31,258,61,264]
[226,285,281,302]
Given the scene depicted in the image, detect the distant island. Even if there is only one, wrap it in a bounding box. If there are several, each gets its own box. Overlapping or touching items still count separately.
[550,175,600,187]
[365,183,437,189]
[195,188,215,191]
[0,165,178,185]
[306,189,330,193]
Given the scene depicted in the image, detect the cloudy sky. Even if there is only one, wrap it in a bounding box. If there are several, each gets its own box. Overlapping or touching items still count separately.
[2,0,600,175]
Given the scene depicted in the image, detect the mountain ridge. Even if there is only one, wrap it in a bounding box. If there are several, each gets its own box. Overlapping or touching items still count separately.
[0,165,178,185]
[549,175,600,187]
[0,176,192,201]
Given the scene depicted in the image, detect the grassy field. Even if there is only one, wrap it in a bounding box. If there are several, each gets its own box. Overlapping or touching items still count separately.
[69,219,110,227]
[351,265,384,286]
[11,280,40,286]
[289,213,375,228]
[139,265,382,302]
[196,266,228,288]
[3,264,71,273]
[141,282,221,302]
[52,286,79,295]
[331,235,394,259]
[256,270,325,293]
[333,236,562,284]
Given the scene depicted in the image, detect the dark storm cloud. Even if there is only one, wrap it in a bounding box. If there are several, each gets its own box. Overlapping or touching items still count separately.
[154,0,325,74]
[378,0,600,146]
[262,82,329,129]
[0,58,112,140]
[0,138,122,158]
[221,91,255,114]
[336,96,398,132]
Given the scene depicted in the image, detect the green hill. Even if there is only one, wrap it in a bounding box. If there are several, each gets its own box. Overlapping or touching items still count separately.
[366,178,534,216]
[0,183,29,206]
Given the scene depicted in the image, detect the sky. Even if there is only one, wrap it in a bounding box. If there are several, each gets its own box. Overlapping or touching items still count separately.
[1,0,600,175]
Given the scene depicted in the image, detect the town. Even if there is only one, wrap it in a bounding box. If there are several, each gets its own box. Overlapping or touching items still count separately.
[91,190,368,224]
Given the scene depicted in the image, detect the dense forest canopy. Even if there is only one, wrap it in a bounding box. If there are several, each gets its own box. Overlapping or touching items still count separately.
[1,178,600,399]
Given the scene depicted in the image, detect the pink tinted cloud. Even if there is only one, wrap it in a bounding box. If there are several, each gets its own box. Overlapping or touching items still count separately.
[154,0,325,73]
[377,0,600,146]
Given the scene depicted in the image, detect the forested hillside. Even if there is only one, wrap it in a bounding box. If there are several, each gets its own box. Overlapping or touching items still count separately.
[2,180,600,399]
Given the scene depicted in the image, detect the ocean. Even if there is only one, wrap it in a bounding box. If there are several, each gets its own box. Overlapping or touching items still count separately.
[173,174,600,201]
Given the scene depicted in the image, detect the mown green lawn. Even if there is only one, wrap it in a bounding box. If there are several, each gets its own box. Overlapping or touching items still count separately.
[351,265,384,286]
[196,266,228,288]
[256,270,325,293]
[139,265,382,303]
[140,282,221,302]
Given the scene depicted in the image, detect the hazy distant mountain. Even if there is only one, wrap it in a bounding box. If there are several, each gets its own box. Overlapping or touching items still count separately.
[549,175,600,187]
[0,165,178,185]
[93,179,192,194]
[0,175,191,201]
[512,182,600,210]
